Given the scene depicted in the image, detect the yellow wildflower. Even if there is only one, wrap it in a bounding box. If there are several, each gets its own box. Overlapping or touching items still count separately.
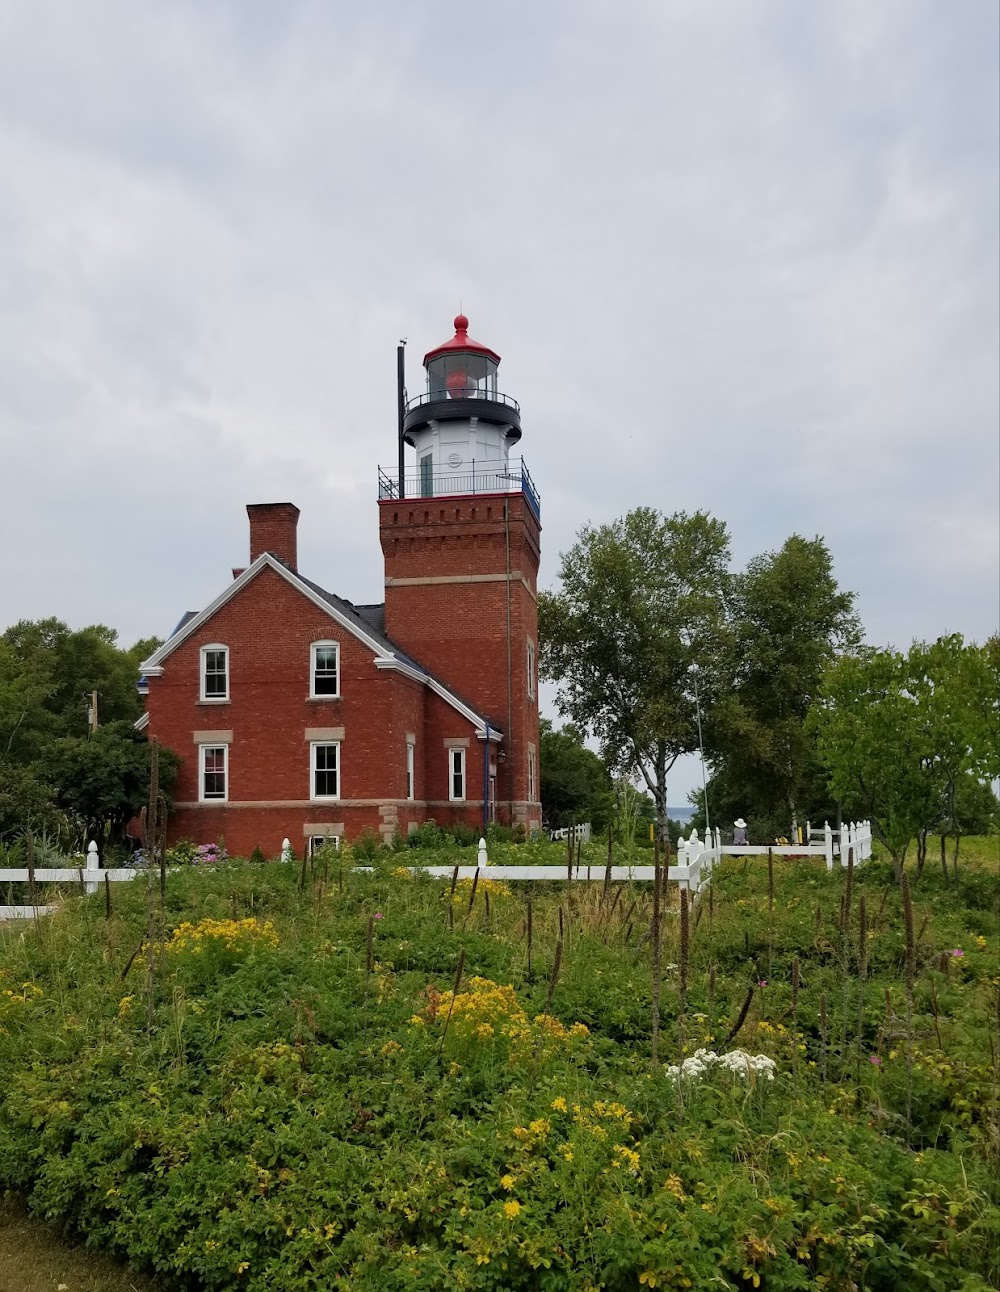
[551,1096,568,1112]
[502,1200,521,1219]
[500,1174,516,1192]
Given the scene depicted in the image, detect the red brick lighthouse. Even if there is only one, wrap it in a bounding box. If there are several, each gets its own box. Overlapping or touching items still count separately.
[378,315,542,831]
[138,313,542,855]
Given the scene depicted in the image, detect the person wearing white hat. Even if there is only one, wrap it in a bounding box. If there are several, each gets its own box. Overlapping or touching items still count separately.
[733,818,748,846]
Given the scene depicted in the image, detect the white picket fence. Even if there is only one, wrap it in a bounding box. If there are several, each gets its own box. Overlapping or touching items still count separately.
[1,822,874,921]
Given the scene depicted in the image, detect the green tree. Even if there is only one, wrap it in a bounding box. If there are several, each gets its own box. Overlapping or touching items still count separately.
[539,508,730,844]
[0,619,155,761]
[810,635,996,881]
[708,534,860,839]
[47,723,179,847]
[0,758,62,842]
[538,718,613,831]
[0,638,54,759]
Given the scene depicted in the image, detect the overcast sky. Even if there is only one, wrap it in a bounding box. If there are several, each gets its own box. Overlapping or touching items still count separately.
[1,1,997,799]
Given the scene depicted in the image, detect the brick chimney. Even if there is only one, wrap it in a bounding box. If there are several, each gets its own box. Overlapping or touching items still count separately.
[247,502,300,571]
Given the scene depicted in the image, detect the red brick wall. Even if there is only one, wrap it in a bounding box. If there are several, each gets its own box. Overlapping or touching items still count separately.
[145,563,488,856]
[380,491,541,831]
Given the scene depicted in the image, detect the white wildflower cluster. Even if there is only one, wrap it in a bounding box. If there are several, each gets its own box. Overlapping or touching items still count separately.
[665,1047,777,1083]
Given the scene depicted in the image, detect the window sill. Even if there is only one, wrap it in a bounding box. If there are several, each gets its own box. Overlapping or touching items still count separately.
[310,797,341,804]
[199,798,228,804]
[198,698,230,706]
[306,695,341,702]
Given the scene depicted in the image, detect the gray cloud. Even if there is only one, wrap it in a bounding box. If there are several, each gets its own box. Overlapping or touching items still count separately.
[1,0,997,798]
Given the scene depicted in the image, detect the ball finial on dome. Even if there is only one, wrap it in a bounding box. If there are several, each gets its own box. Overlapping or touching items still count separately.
[454,313,469,332]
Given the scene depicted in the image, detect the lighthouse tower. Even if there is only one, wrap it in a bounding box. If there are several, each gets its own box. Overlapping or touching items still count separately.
[379,315,542,832]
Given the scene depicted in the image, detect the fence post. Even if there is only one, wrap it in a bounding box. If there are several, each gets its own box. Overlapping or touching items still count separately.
[478,836,489,869]
[86,840,100,894]
[824,821,834,871]
[281,838,292,864]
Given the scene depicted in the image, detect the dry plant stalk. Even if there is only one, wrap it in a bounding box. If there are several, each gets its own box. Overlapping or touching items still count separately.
[26,831,42,943]
[855,896,868,1100]
[709,963,717,1040]
[141,739,169,1032]
[791,957,801,1088]
[767,846,774,913]
[448,864,459,929]
[526,897,533,982]
[901,871,916,1140]
[463,868,480,925]
[439,947,467,1054]
[603,823,613,899]
[819,992,829,1085]
[722,985,755,1049]
[650,837,663,1065]
[544,938,563,1015]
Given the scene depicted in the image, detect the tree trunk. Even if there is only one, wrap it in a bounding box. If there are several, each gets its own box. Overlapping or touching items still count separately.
[654,764,670,863]
[915,829,927,879]
[940,832,949,882]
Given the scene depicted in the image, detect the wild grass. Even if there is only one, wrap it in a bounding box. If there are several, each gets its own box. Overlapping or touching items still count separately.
[0,835,996,1290]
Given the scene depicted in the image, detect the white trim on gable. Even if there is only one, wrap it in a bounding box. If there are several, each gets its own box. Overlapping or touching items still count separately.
[138,553,503,740]
[133,712,150,732]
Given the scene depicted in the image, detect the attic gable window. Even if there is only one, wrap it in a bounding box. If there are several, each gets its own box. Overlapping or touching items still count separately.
[310,642,340,698]
[200,646,229,702]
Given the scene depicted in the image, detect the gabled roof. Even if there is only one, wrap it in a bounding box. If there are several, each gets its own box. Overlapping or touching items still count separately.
[138,553,502,740]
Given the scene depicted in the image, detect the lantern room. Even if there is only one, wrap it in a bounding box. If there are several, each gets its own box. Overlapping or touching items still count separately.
[400,314,523,498]
[424,315,501,401]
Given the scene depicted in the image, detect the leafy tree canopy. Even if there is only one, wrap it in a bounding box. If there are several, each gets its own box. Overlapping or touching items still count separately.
[48,721,179,846]
[707,534,860,836]
[539,508,730,840]
[0,618,157,762]
[809,634,997,880]
[538,718,613,832]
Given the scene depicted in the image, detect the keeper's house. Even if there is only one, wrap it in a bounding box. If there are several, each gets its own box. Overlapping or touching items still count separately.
[137,316,542,857]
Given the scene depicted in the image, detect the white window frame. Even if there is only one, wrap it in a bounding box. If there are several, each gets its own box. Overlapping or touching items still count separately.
[449,747,466,802]
[406,741,415,801]
[526,638,536,701]
[308,834,341,856]
[198,743,228,802]
[310,641,340,699]
[310,741,340,801]
[527,746,537,802]
[200,644,229,703]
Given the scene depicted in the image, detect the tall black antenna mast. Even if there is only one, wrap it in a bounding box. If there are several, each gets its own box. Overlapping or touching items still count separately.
[396,340,407,499]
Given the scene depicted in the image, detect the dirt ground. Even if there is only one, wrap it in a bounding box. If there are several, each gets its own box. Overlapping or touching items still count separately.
[0,1199,165,1292]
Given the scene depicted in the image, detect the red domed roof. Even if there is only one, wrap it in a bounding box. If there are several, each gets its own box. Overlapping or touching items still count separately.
[423,314,501,367]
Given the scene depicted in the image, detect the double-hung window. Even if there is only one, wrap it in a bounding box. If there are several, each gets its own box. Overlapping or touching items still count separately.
[406,741,415,800]
[199,744,228,801]
[201,645,229,701]
[526,638,536,702]
[311,742,340,800]
[449,747,466,802]
[527,746,537,802]
[310,641,340,698]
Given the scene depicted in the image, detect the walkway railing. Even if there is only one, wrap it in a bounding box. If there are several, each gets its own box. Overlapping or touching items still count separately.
[378,456,541,521]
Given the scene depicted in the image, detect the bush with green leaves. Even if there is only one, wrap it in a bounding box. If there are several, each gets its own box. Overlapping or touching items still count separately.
[0,837,997,1290]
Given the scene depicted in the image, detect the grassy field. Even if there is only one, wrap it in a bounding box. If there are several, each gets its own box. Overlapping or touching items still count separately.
[0,834,996,1290]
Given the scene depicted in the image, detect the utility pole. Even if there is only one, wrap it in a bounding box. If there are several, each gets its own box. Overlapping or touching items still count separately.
[89,690,99,734]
